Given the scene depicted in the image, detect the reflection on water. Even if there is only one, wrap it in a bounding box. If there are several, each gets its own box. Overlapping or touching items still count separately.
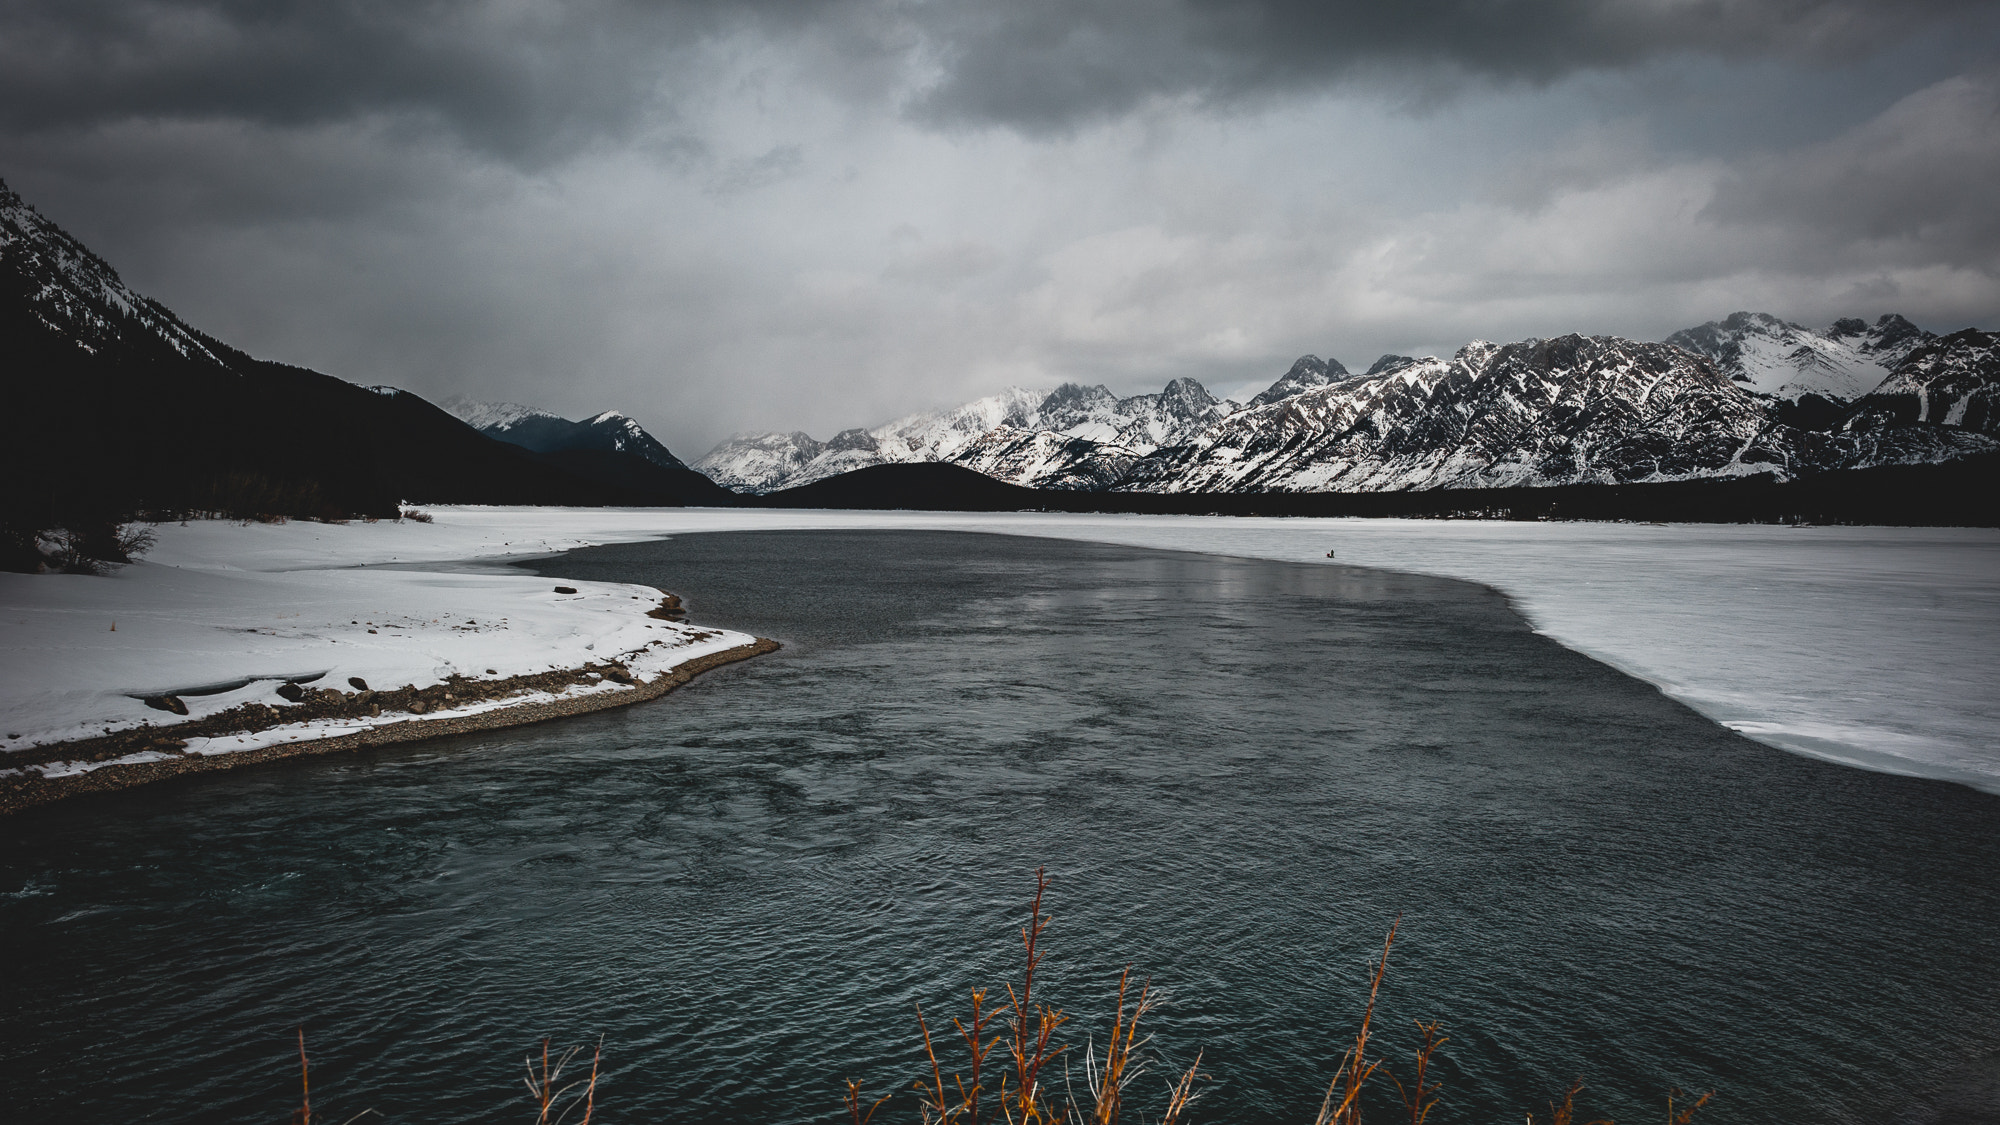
[3,531,1998,1125]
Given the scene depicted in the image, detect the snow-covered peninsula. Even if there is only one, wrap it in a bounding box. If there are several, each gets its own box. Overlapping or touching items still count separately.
[0,515,771,809]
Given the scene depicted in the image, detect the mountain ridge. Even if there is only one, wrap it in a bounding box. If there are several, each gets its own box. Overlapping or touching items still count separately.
[698,319,1997,496]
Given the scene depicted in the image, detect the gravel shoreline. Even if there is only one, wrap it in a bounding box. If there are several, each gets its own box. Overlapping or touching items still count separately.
[0,637,780,815]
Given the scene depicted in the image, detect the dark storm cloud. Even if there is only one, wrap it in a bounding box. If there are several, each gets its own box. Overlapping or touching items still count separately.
[906,0,1994,129]
[3,0,1989,152]
[0,0,860,161]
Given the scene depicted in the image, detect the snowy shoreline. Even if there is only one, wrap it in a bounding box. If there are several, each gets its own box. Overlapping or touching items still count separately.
[0,517,775,810]
[4,507,1996,804]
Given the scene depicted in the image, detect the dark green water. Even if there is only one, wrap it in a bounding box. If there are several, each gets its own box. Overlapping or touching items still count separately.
[3,530,1998,1124]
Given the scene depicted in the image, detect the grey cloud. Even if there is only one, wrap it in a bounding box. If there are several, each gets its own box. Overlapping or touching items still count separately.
[707,143,805,195]
[5,0,1997,460]
[1705,73,2000,269]
[0,0,851,162]
[904,0,1995,130]
[2,0,1990,157]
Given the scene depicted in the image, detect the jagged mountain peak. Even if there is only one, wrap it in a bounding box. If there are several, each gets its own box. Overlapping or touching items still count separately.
[1040,382,1119,414]
[695,317,1997,499]
[1663,311,1936,412]
[1249,355,1351,407]
[1364,354,1419,377]
[1157,376,1220,411]
[825,427,879,452]
[1845,328,2000,437]
[696,374,1238,494]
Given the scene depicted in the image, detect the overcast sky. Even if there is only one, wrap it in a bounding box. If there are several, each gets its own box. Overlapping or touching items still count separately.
[5,0,1999,457]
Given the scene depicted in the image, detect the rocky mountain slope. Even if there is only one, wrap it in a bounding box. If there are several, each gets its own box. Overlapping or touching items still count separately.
[1122,334,1992,493]
[1665,312,1933,428]
[707,313,1997,496]
[695,382,1240,492]
[1841,329,2000,437]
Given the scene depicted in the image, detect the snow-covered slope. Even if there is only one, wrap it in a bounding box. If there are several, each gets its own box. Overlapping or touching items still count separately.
[1843,329,2000,437]
[445,398,693,471]
[444,398,550,433]
[693,431,831,493]
[696,381,1243,493]
[1119,335,1797,492]
[698,387,1047,491]
[1120,334,1996,493]
[0,179,240,370]
[1664,312,1933,422]
[700,316,1993,497]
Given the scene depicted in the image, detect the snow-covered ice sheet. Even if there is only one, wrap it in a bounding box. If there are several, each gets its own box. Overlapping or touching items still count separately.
[6,508,1995,795]
[0,519,754,760]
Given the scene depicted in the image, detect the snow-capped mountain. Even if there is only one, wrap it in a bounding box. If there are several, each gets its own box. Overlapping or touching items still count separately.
[695,380,1247,492]
[1121,336,1788,492]
[696,387,1046,492]
[1247,355,1350,407]
[1,180,241,371]
[1843,329,2000,437]
[699,318,1996,496]
[1663,312,1934,426]
[444,398,693,470]
[1120,334,1995,493]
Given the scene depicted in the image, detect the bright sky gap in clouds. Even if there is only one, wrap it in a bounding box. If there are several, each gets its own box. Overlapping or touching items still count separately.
[4,0,1997,457]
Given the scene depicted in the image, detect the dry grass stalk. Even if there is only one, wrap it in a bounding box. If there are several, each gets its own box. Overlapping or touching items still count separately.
[847,1078,892,1124]
[1156,1051,1206,1125]
[1000,867,1070,1123]
[1311,918,1400,1125]
[1081,968,1154,1123]
[1528,1078,1611,1125]
[523,1037,601,1125]
[1667,1087,1715,1124]
[876,867,1207,1125]
[288,1029,376,1125]
[294,1027,311,1125]
[1388,1019,1449,1125]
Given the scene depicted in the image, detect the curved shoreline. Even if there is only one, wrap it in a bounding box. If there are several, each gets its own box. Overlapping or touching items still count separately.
[0,637,780,816]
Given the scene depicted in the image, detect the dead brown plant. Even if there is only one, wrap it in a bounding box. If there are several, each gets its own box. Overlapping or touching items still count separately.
[271,872,1717,1125]
[287,1028,376,1125]
[1527,1078,1612,1125]
[523,1036,601,1125]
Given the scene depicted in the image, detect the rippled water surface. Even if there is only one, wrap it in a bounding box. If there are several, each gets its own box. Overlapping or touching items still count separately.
[5,530,1999,1124]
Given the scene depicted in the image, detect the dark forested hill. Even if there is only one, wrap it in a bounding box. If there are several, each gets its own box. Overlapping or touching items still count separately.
[0,178,731,539]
